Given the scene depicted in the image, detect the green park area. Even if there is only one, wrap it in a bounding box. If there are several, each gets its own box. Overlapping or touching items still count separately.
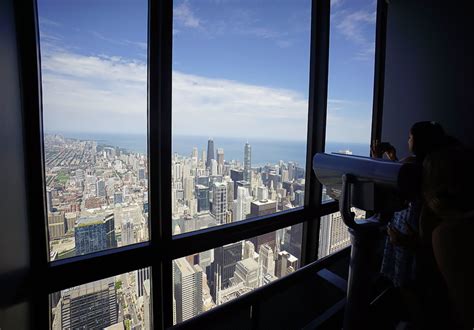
[55,170,69,185]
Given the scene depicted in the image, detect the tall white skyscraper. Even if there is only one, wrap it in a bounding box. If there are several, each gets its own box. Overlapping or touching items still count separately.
[258,244,275,286]
[173,258,203,323]
[183,176,195,201]
[143,279,151,329]
[233,186,252,221]
[211,182,228,224]
[256,186,269,201]
[244,142,251,183]
[211,159,218,176]
[216,148,224,174]
[192,147,199,161]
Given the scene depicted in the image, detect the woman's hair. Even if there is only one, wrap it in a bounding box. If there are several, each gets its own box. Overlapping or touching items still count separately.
[410,121,446,162]
[423,143,474,219]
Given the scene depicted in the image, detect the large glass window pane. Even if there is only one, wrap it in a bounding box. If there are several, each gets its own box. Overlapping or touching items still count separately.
[38,0,149,260]
[171,1,312,234]
[50,268,152,329]
[172,224,302,324]
[325,0,376,156]
[322,0,377,202]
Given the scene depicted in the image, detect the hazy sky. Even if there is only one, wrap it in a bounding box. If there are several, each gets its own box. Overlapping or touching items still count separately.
[38,0,376,143]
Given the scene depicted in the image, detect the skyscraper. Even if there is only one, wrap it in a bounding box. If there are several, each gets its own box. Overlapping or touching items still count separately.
[232,258,259,289]
[275,251,299,278]
[235,180,250,197]
[136,268,151,297]
[281,224,303,259]
[96,179,106,197]
[294,190,305,207]
[61,278,118,329]
[211,182,227,224]
[206,138,214,169]
[318,210,364,258]
[173,258,203,323]
[234,186,252,221]
[121,217,134,246]
[318,212,348,258]
[46,188,53,213]
[113,191,123,204]
[230,169,244,196]
[257,186,269,201]
[216,148,224,172]
[243,240,256,259]
[244,142,251,183]
[258,244,275,286]
[196,185,210,212]
[250,199,277,217]
[211,159,218,176]
[75,213,116,255]
[143,279,151,329]
[210,242,243,299]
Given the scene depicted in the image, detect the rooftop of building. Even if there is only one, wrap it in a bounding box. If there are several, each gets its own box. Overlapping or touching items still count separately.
[76,213,112,227]
[237,258,259,271]
[174,258,199,277]
[251,199,276,206]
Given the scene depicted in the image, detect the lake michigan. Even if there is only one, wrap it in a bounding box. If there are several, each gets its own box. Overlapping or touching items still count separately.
[53,132,370,166]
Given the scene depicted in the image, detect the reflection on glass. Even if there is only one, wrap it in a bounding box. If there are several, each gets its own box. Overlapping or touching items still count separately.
[37,0,149,260]
[172,224,302,324]
[171,1,311,234]
[50,268,152,329]
[318,209,365,258]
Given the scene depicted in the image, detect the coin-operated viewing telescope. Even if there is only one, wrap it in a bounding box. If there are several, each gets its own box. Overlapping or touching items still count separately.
[313,153,422,329]
[313,153,421,228]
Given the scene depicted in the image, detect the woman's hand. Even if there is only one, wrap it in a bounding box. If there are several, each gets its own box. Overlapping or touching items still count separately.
[371,140,383,158]
[371,141,397,160]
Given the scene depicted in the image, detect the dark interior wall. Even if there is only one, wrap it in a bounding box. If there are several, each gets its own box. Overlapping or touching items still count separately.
[381,0,474,157]
[0,0,31,328]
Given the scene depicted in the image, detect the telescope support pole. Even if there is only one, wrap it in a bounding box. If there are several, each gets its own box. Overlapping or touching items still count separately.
[340,174,384,329]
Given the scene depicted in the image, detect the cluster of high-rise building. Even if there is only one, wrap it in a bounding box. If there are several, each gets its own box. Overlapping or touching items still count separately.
[44,134,149,261]
[44,134,355,327]
[171,138,306,233]
[170,138,309,323]
[45,134,150,329]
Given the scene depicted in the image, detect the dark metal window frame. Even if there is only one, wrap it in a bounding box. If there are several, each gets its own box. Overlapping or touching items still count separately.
[13,0,386,328]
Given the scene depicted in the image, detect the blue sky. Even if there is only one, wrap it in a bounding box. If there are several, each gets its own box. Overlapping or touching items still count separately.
[38,0,376,143]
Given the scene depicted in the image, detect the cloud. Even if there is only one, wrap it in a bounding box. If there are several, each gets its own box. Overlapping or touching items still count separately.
[174,1,201,28]
[40,48,309,140]
[39,17,61,27]
[40,48,369,143]
[90,31,147,51]
[331,7,376,60]
[331,0,344,8]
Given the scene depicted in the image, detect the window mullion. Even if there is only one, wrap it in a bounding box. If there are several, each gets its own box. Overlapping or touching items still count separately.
[149,0,173,329]
[371,0,388,144]
[302,0,331,266]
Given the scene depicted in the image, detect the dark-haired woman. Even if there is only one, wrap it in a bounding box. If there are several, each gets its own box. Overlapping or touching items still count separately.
[372,121,447,327]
